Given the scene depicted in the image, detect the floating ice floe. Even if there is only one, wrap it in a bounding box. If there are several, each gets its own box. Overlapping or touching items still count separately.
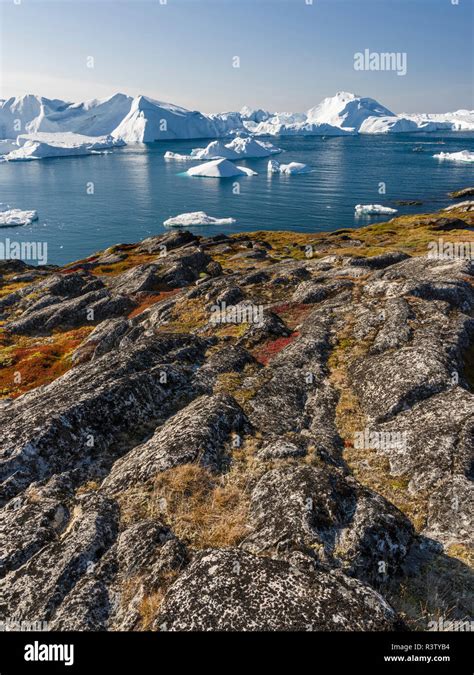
[0,207,39,226]
[163,211,236,227]
[433,150,474,163]
[186,158,257,178]
[164,151,196,161]
[355,204,398,216]
[267,159,312,175]
[2,132,125,161]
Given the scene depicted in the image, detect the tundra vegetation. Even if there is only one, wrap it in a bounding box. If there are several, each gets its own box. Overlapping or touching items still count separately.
[0,200,472,631]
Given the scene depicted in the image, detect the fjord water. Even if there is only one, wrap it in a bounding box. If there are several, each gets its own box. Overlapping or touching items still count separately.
[1,132,473,266]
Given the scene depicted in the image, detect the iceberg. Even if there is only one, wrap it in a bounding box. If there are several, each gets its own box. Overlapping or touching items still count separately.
[1,91,472,147]
[403,110,474,132]
[111,96,243,143]
[267,159,312,175]
[306,91,394,132]
[187,158,257,178]
[164,151,196,161]
[359,116,451,134]
[163,211,236,227]
[252,117,352,137]
[190,140,240,160]
[433,150,474,163]
[166,137,282,162]
[0,207,39,226]
[226,137,281,157]
[240,106,272,123]
[355,204,398,215]
[0,93,133,138]
[2,132,125,161]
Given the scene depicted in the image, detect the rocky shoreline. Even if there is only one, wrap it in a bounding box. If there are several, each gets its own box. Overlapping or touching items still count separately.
[0,198,472,631]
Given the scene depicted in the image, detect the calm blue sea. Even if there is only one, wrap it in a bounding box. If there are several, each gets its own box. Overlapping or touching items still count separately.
[1,132,473,265]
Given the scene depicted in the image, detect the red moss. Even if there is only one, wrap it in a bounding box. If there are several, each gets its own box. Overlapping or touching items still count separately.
[271,302,313,330]
[253,331,300,366]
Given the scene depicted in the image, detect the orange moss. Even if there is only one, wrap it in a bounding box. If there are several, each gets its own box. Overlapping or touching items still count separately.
[0,326,93,398]
[93,252,158,277]
[128,290,179,318]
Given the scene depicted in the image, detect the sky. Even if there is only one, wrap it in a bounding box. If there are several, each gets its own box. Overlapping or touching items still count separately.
[0,0,472,114]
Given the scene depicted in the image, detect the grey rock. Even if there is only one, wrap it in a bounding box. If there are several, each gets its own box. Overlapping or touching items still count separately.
[156,548,401,631]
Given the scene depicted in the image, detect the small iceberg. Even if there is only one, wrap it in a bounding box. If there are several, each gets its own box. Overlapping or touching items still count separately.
[186,158,257,178]
[226,137,282,158]
[2,132,125,161]
[190,140,240,160]
[355,204,398,216]
[433,150,474,163]
[164,151,196,161]
[0,208,39,226]
[267,159,312,175]
[167,137,281,162]
[163,211,236,227]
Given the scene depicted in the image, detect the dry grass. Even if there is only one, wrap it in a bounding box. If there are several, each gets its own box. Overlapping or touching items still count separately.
[118,439,268,551]
[147,463,251,548]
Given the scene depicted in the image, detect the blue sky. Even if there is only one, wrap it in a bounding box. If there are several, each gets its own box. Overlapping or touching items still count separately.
[1,0,472,113]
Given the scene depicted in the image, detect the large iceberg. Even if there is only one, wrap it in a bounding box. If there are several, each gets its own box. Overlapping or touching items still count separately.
[359,116,452,134]
[0,207,39,226]
[251,117,352,137]
[112,96,244,143]
[433,150,474,163]
[186,158,257,178]
[163,211,236,227]
[403,110,474,132]
[2,132,124,161]
[306,91,394,131]
[0,91,472,150]
[0,93,133,138]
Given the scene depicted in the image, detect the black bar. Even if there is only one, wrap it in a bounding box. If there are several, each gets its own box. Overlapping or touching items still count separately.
[0,631,470,673]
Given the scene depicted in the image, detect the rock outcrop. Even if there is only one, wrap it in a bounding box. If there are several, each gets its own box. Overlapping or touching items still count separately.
[0,205,472,631]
